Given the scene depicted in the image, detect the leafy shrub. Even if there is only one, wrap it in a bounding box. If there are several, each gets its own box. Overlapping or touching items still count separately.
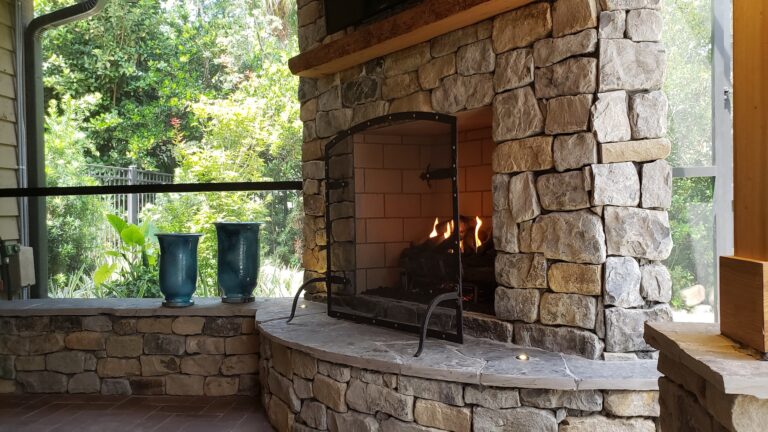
[665,177,715,310]
[45,96,104,279]
[256,260,303,298]
[49,265,95,298]
[41,0,303,298]
[93,214,161,298]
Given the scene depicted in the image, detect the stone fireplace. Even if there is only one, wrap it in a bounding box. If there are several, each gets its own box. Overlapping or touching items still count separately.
[300,0,673,362]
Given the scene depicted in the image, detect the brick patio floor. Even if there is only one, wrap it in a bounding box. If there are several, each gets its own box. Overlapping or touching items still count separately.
[0,395,273,432]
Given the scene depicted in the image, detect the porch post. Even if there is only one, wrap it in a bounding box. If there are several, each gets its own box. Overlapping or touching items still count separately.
[719,0,768,354]
[127,165,139,225]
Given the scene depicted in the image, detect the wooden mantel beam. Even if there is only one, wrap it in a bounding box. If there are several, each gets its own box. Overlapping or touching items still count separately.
[288,0,534,78]
[720,0,768,354]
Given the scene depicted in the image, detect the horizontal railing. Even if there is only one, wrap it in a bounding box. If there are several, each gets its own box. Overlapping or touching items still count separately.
[0,181,304,198]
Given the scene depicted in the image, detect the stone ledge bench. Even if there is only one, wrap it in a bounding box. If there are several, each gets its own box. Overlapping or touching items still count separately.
[645,322,768,432]
[0,298,265,396]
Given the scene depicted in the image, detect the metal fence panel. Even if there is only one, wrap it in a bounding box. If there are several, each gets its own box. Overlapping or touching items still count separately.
[86,164,173,247]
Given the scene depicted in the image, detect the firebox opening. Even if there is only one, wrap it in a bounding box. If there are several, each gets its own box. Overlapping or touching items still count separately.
[327,110,496,336]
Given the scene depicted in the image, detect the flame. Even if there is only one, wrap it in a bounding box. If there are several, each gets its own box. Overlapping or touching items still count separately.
[429,217,439,238]
[443,220,453,239]
[474,216,483,251]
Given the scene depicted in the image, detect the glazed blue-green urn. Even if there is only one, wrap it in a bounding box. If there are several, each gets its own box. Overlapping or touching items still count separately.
[156,233,202,308]
[215,222,263,303]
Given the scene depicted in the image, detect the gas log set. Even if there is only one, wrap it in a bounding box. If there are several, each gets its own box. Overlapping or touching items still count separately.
[371,215,496,315]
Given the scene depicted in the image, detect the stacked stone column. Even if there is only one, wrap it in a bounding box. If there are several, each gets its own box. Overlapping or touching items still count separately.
[490,0,672,360]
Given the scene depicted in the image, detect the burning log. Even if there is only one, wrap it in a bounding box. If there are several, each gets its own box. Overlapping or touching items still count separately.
[420,216,491,253]
[396,215,497,312]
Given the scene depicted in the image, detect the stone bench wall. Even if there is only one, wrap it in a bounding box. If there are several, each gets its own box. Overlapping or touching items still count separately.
[260,336,661,432]
[0,315,259,396]
[657,352,768,432]
[299,0,673,361]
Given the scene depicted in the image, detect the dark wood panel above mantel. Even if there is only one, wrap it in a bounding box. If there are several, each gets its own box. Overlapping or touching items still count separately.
[288,0,535,78]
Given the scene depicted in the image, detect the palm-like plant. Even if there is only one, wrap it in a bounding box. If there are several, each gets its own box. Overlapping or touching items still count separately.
[93,214,161,298]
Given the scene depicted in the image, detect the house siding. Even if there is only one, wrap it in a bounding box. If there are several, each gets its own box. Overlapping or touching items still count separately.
[0,0,17,243]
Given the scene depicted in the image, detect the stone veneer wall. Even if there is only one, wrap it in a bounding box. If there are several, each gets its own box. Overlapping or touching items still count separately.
[351,131,453,293]
[300,0,675,361]
[0,315,258,396]
[260,335,660,432]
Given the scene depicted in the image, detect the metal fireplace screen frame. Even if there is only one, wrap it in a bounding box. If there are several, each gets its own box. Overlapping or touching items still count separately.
[323,111,462,355]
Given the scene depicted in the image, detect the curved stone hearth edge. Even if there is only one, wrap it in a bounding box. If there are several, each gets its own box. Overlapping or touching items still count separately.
[256,298,660,391]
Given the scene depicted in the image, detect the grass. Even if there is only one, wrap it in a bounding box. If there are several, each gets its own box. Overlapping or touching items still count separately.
[255,261,304,298]
[49,265,98,298]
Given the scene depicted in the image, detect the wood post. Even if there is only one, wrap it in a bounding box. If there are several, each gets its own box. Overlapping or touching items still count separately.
[719,1,768,353]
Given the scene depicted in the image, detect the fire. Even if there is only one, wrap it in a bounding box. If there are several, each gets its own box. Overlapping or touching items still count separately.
[426,216,486,254]
[474,216,483,251]
[429,217,439,238]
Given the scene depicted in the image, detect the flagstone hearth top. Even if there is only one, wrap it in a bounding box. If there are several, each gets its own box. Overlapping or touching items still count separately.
[256,298,661,391]
[0,297,261,317]
[0,297,662,389]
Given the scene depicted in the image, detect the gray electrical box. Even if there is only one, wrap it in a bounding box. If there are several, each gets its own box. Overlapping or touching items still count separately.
[10,246,36,288]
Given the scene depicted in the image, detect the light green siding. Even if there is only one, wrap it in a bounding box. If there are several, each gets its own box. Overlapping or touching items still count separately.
[0,0,17,242]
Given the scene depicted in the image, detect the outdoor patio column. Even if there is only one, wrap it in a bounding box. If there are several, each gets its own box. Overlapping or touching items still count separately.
[720,0,768,356]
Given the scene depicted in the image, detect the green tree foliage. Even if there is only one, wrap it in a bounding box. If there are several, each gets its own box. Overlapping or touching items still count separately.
[143,0,303,294]
[663,0,717,311]
[666,177,714,309]
[44,95,105,277]
[664,0,712,167]
[39,0,299,171]
[39,0,303,297]
[40,0,187,169]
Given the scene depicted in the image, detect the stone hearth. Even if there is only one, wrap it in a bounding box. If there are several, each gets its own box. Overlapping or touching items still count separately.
[259,299,661,432]
[300,0,673,361]
[0,298,665,432]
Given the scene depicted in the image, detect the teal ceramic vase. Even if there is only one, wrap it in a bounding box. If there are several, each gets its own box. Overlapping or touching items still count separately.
[215,222,263,303]
[156,233,202,308]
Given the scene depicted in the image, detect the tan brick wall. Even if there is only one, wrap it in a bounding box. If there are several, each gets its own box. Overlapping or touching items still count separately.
[348,126,494,293]
[352,132,453,292]
[0,0,18,242]
[457,127,494,218]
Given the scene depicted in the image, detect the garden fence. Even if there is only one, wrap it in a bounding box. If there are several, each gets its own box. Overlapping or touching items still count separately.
[86,164,173,246]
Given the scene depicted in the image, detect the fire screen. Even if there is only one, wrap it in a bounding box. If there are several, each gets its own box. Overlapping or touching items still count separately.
[324,112,462,352]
